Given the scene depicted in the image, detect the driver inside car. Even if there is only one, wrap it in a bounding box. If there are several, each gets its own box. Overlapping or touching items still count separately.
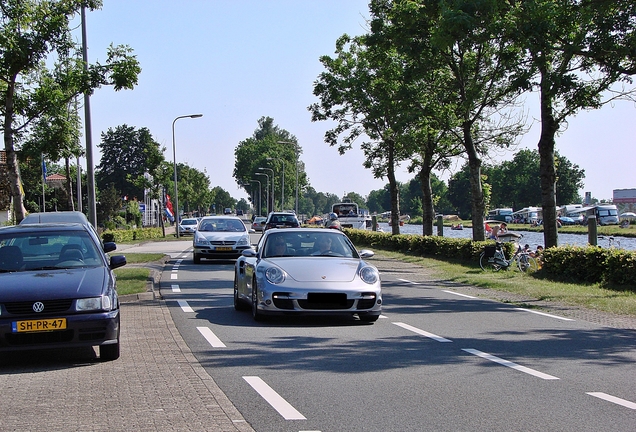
[312,235,333,255]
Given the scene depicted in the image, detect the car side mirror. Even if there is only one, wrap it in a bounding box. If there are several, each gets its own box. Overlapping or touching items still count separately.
[103,242,117,253]
[110,255,127,270]
[359,250,375,259]
[241,249,257,258]
[248,229,256,233]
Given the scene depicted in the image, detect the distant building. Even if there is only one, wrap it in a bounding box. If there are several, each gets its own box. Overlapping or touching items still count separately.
[613,188,636,213]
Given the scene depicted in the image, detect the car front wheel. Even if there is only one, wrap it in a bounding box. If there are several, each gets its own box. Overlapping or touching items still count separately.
[234,273,249,311]
[193,252,201,264]
[251,278,263,321]
[100,340,120,361]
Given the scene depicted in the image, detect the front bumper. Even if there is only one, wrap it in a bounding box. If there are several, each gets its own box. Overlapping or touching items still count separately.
[0,309,120,352]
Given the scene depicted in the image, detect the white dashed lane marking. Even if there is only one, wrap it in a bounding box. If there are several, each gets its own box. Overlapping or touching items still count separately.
[177,300,193,313]
[197,327,226,348]
[587,392,636,410]
[462,348,559,380]
[171,284,181,292]
[443,290,477,299]
[515,308,574,321]
[243,376,306,420]
[393,322,453,343]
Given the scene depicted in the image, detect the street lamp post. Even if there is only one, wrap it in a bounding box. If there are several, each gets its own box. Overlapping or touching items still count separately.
[250,180,261,216]
[277,141,298,214]
[266,157,284,211]
[258,167,275,211]
[255,173,269,214]
[172,114,203,238]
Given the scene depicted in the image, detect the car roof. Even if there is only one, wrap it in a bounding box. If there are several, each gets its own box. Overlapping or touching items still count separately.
[20,211,90,225]
[200,215,243,220]
[1,222,90,234]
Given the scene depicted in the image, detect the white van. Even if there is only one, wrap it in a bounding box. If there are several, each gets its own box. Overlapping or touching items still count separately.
[595,205,619,225]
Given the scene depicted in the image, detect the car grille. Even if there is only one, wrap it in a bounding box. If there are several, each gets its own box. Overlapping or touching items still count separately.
[210,240,236,246]
[4,299,73,316]
[298,293,353,310]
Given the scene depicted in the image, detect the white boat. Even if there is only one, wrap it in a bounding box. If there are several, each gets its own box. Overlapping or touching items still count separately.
[332,200,372,230]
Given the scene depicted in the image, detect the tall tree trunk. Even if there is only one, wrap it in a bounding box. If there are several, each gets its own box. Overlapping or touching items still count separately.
[463,123,485,241]
[3,77,27,222]
[538,73,559,248]
[387,139,401,235]
[419,165,435,236]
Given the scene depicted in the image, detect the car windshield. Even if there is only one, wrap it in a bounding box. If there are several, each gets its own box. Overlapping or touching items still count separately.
[198,219,245,232]
[181,219,197,226]
[262,232,358,258]
[0,230,103,272]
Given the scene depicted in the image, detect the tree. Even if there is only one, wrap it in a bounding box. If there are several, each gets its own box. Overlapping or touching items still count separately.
[310,34,414,234]
[510,0,636,247]
[96,125,163,202]
[0,0,141,222]
[380,0,528,240]
[233,117,306,213]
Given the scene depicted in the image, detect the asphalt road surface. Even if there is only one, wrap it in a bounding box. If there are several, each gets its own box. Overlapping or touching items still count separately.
[158,237,636,432]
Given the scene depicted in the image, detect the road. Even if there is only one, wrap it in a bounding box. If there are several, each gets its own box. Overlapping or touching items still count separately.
[158,233,636,431]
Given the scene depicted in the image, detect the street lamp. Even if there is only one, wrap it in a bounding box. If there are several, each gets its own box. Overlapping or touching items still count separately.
[255,173,269,214]
[277,140,299,214]
[258,167,275,211]
[266,157,284,211]
[249,180,261,216]
[172,113,203,238]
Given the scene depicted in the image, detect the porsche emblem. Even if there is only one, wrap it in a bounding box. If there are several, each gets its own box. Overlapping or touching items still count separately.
[321,276,326,279]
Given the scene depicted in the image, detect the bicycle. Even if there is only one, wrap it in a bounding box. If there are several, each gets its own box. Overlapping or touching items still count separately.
[479,242,538,273]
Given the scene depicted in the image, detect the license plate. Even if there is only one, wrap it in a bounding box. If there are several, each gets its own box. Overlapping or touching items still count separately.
[12,318,67,333]
[215,246,233,251]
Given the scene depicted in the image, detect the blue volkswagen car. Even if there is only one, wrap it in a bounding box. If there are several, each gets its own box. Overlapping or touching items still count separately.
[0,223,126,361]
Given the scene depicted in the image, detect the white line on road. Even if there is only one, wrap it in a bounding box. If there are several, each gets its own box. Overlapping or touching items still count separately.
[243,376,306,420]
[177,300,194,313]
[170,273,177,280]
[462,348,559,380]
[171,284,181,292]
[197,327,226,348]
[443,290,477,299]
[515,308,574,321]
[397,278,421,285]
[587,392,636,409]
[393,322,453,342]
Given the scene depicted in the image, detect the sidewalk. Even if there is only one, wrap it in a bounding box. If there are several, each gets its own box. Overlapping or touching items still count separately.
[0,260,255,432]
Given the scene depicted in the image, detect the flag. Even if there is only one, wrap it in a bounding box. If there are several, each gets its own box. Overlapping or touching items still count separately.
[42,155,47,183]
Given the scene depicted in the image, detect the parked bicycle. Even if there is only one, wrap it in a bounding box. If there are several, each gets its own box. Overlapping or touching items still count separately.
[480,241,538,273]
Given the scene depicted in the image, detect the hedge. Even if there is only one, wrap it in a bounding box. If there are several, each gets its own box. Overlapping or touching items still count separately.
[345,228,635,290]
[102,227,164,243]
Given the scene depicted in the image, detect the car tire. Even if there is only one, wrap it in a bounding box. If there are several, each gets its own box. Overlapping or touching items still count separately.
[193,253,201,264]
[251,277,263,321]
[234,273,248,311]
[100,340,120,361]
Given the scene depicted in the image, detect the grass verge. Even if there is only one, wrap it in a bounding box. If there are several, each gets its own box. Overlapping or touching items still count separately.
[373,250,636,317]
[112,253,166,296]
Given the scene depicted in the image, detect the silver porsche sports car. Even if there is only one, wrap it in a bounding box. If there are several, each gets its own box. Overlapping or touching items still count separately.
[234,228,382,322]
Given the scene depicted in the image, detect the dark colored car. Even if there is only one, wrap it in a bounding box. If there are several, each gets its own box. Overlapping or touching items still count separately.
[263,212,300,231]
[0,223,126,361]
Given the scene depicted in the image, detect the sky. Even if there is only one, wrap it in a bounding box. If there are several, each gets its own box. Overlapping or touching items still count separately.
[80,1,635,204]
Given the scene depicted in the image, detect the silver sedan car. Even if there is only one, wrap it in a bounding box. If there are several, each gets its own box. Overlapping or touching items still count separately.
[193,216,253,263]
[234,228,382,322]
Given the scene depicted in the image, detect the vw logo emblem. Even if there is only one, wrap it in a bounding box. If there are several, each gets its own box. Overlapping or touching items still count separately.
[32,302,45,313]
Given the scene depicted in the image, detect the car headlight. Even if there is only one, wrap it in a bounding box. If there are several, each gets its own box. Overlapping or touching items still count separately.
[76,295,113,312]
[194,235,210,246]
[359,266,379,284]
[237,236,249,247]
[265,267,286,284]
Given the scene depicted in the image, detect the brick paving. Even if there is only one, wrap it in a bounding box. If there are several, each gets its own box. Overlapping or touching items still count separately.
[0,297,254,432]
